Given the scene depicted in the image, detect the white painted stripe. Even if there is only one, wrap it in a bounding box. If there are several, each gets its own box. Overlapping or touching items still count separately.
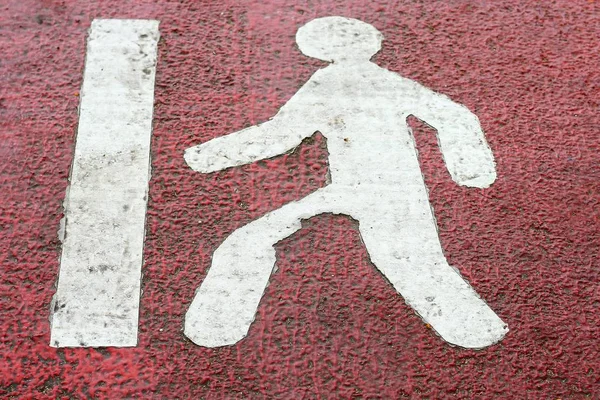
[184,16,507,349]
[50,19,159,348]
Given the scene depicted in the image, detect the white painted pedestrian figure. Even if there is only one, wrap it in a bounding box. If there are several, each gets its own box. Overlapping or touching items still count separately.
[184,16,508,349]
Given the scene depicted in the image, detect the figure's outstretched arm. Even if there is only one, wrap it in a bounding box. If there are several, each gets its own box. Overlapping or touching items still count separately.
[185,111,316,173]
[408,83,496,188]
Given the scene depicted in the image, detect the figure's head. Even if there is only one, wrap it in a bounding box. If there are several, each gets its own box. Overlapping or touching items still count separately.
[296,16,383,63]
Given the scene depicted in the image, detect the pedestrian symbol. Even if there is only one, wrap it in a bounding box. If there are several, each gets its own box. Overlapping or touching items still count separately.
[184,16,508,349]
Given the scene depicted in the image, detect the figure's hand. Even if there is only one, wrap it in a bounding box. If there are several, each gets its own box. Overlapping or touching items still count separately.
[184,121,285,173]
[440,116,497,189]
[184,117,315,173]
[185,139,231,173]
[447,138,497,188]
[410,89,497,189]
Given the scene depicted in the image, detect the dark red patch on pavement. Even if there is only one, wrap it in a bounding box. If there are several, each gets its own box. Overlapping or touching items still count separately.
[1,0,599,398]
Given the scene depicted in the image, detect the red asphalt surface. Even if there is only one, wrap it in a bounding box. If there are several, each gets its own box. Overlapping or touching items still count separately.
[1,0,599,398]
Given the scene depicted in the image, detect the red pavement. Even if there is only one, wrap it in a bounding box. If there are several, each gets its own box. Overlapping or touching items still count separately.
[1,0,599,398]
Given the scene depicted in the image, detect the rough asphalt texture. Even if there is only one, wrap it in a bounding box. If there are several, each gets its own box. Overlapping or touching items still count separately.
[1,0,598,398]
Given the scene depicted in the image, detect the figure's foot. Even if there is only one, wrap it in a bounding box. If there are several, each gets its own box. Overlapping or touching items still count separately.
[183,225,280,347]
[184,297,249,347]
[422,296,509,349]
[397,268,509,349]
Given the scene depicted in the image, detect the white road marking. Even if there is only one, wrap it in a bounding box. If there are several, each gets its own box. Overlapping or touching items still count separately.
[184,16,508,349]
[50,19,159,348]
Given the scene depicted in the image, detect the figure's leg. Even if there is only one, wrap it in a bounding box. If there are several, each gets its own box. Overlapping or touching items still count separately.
[358,190,508,349]
[184,189,344,347]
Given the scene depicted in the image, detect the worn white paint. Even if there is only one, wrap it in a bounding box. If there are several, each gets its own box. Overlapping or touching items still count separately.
[184,16,508,349]
[50,19,159,347]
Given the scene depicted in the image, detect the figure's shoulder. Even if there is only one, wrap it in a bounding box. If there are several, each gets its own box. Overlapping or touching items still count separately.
[373,64,411,82]
[298,66,336,91]
[308,66,333,81]
[375,65,433,92]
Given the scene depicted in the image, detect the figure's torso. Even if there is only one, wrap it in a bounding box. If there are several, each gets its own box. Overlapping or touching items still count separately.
[282,62,427,190]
